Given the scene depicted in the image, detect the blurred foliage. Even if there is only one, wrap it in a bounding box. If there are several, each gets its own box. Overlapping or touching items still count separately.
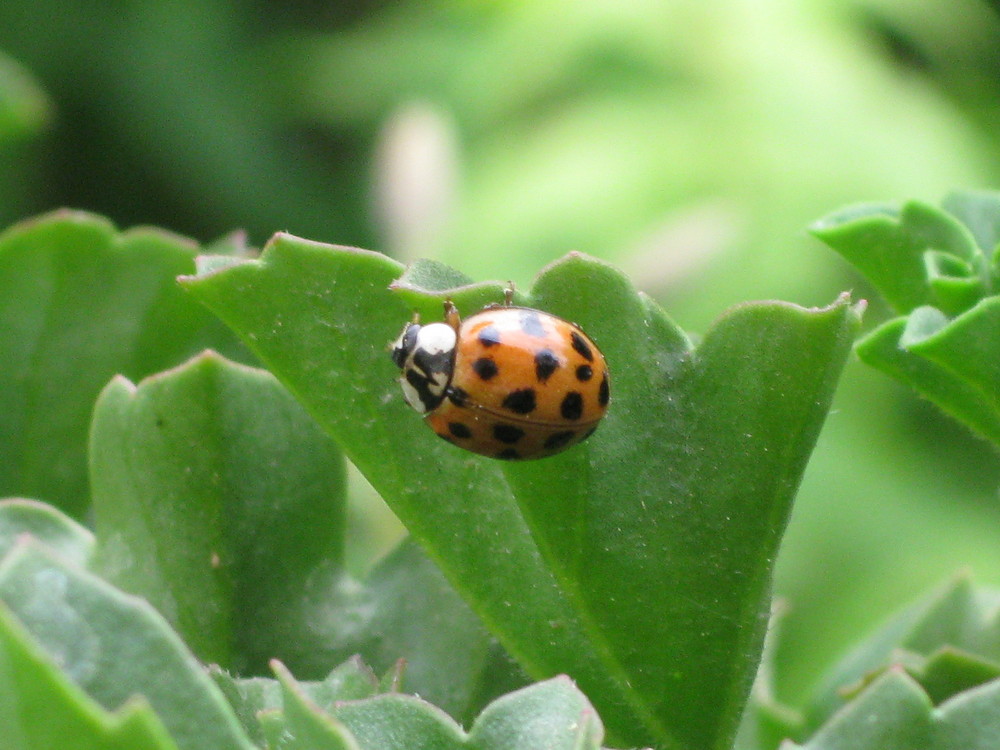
[0,0,998,714]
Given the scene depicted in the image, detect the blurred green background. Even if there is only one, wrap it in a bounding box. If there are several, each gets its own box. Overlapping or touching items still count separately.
[1,0,998,709]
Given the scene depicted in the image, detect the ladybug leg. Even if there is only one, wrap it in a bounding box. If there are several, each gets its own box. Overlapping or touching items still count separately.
[443,299,461,332]
[503,280,515,306]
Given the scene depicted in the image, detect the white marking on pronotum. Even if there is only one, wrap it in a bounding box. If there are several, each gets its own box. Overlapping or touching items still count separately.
[415,323,456,355]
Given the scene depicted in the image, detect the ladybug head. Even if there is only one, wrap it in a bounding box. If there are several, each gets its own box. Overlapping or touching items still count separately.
[392,321,457,414]
[391,321,421,369]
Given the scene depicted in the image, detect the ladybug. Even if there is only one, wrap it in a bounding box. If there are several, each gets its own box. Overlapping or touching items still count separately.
[391,290,610,460]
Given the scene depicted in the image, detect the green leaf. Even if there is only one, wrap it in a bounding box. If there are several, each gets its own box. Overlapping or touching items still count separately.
[345,538,513,724]
[941,190,1000,258]
[0,498,93,567]
[0,211,248,517]
[734,604,804,750]
[507,259,859,749]
[856,298,1000,445]
[305,686,468,750]
[0,51,50,140]
[917,647,1000,705]
[272,660,362,750]
[468,675,604,750]
[786,670,934,749]
[88,347,500,716]
[0,602,179,750]
[181,237,647,745]
[231,660,607,750]
[88,351,346,673]
[0,538,254,750]
[182,236,859,749]
[813,192,1000,446]
[788,670,1000,750]
[812,200,982,315]
[935,678,1000,748]
[806,577,1000,730]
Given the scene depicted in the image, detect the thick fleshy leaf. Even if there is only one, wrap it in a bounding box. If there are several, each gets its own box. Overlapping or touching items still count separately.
[806,577,1000,730]
[787,670,1000,750]
[468,675,604,749]
[89,347,500,714]
[261,664,603,750]
[0,603,179,750]
[0,498,93,567]
[784,670,933,749]
[211,536,506,726]
[345,538,510,723]
[88,351,345,673]
[811,199,983,316]
[941,190,1000,257]
[813,192,1000,447]
[272,661,362,750]
[0,539,254,750]
[181,237,647,745]
[918,647,1000,705]
[182,236,859,749]
[935,679,1000,748]
[506,257,859,749]
[0,211,247,517]
[855,298,1000,445]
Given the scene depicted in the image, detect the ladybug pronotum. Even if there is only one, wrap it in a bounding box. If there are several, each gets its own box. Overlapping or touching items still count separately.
[391,293,610,460]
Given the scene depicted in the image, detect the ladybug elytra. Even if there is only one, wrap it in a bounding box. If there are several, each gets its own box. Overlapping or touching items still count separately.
[391,291,610,460]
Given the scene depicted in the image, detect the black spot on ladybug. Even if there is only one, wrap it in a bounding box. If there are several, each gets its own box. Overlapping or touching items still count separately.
[561,391,584,420]
[570,331,593,362]
[598,373,610,406]
[448,422,472,439]
[473,357,499,381]
[478,326,502,347]
[502,388,537,414]
[534,349,560,382]
[495,448,520,460]
[519,310,546,337]
[493,424,525,444]
[448,386,470,407]
[544,430,576,450]
[575,364,593,381]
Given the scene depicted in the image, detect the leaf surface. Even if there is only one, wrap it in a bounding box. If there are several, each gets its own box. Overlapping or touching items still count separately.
[0,539,254,750]
[183,236,859,749]
[0,211,246,516]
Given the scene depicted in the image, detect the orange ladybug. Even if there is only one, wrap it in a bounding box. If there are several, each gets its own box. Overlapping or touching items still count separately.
[391,292,610,460]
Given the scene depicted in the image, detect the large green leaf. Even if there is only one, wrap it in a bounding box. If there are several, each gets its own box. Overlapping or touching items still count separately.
[0,211,247,517]
[183,235,859,749]
[88,350,501,718]
[88,351,346,673]
[0,539,254,750]
[0,602,179,750]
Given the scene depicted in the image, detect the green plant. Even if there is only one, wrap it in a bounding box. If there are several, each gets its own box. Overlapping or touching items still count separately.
[0,193,996,750]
